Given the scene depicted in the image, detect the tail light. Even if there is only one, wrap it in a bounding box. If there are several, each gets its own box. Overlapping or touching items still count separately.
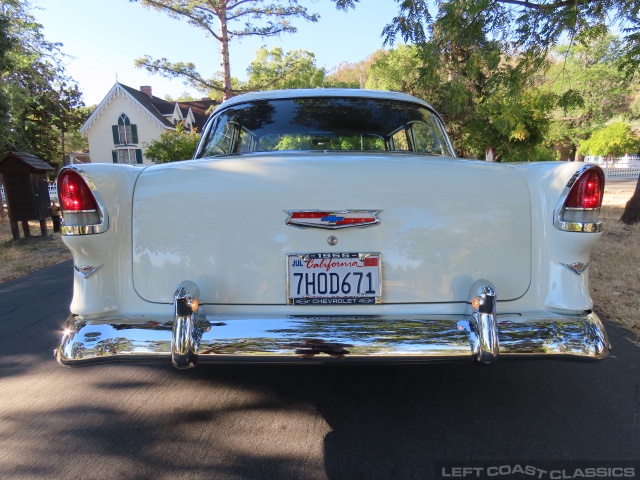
[554,166,604,232]
[57,168,108,235]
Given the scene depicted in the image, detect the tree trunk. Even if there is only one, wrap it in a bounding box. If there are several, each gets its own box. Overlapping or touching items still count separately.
[219,4,232,101]
[620,175,640,225]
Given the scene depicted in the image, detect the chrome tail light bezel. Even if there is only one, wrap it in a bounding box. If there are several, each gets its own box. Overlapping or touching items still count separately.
[57,166,109,236]
[553,164,604,233]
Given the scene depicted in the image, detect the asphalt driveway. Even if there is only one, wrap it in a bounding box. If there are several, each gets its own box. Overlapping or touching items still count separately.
[0,261,639,479]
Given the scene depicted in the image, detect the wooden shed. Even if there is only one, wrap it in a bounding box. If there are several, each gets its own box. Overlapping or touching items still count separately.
[0,152,54,239]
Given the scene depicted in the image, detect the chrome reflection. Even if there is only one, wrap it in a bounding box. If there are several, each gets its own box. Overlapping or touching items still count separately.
[172,281,205,369]
[74,264,103,279]
[561,262,589,275]
[460,280,499,364]
[56,311,609,366]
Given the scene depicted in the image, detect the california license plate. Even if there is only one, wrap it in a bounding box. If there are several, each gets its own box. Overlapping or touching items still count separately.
[287,253,381,305]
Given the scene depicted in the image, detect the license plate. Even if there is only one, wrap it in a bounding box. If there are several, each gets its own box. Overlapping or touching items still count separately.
[287,252,381,305]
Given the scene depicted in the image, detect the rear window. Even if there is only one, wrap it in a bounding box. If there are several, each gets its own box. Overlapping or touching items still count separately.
[196,97,454,158]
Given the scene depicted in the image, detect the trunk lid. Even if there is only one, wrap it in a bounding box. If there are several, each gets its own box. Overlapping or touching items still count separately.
[132,153,531,304]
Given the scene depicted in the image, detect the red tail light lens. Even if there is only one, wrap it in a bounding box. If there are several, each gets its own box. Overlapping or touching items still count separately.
[555,166,604,232]
[565,169,604,209]
[58,170,98,212]
[56,169,107,234]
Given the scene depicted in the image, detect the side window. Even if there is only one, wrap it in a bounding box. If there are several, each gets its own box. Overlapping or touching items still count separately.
[390,127,410,151]
[410,121,442,155]
[236,126,255,153]
[202,121,236,156]
[361,134,385,151]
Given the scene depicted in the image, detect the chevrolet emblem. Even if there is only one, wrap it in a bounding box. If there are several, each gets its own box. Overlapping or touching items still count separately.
[284,210,381,229]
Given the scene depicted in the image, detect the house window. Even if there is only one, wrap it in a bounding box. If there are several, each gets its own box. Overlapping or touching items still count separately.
[118,114,132,143]
[118,148,136,164]
[112,114,138,145]
[112,148,143,164]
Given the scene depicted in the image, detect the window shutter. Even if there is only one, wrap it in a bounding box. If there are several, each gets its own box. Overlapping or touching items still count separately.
[112,150,118,163]
[131,124,138,144]
[112,125,119,145]
[135,149,143,164]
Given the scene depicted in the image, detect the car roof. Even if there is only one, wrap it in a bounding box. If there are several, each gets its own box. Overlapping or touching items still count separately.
[217,88,435,111]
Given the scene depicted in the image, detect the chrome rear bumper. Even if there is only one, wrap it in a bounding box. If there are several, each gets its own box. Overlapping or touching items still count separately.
[56,281,610,367]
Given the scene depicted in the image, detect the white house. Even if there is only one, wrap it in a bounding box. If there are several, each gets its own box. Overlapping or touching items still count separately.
[80,83,218,165]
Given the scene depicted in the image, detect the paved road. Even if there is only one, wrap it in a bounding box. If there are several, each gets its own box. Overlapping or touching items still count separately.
[1,261,639,480]
[605,176,638,192]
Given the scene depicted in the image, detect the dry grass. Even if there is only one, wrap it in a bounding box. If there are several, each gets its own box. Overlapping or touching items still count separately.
[590,188,640,339]
[0,210,72,283]
[1,185,638,339]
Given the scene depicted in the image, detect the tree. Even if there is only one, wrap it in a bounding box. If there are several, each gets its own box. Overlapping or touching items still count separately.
[324,51,385,88]
[578,122,640,157]
[132,0,318,100]
[145,126,201,163]
[545,34,632,160]
[60,105,94,153]
[332,0,640,76]
[0,0,84,167]
[366,43,554,161]
[246,47,325,90]
[366,45,423,95]
[0,11,14,146]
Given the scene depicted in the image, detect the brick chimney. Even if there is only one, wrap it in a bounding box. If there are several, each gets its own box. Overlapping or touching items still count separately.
[140,86,152,98]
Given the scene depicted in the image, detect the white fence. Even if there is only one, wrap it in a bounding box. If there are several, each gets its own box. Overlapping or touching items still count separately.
[584,155,640,178]
[48,183,58,200]
[0,184,58,203]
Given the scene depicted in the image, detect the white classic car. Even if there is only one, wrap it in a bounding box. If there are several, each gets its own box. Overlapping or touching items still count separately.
[56,89,610,368]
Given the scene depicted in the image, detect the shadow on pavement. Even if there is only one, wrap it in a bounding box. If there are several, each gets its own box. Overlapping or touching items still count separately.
[1,260,639,479]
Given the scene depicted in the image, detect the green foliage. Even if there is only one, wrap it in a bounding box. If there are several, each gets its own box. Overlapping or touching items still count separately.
[631,93,640,119]
[578,122,640,156]
[0,0,84,168]
[246,47,325,90]
[545,34,632,158]
[366,45,423,95]
[365,36,554,161]
[333,0,640,77]
[262,133,384,151]
[60,105,94,153]
[145,127,201,163]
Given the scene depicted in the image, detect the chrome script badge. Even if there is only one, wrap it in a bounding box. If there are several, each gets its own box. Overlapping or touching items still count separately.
[285,210,381,229]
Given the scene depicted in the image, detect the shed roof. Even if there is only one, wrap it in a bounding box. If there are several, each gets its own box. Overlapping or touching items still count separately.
[0,152,55,172]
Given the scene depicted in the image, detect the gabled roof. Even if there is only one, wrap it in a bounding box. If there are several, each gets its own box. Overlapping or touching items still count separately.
[80,82,219,134]
[118,84,176,127]
[178,100,217,130]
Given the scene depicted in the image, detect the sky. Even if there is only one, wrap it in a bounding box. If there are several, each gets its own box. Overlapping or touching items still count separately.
[32,0,401,106]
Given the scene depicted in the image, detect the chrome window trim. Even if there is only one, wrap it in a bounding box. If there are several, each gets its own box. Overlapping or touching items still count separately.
[59,165,110,236]
[553,164,604,233]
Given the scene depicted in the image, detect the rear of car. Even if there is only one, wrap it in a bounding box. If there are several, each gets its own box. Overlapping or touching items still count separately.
[55,89,609,368]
